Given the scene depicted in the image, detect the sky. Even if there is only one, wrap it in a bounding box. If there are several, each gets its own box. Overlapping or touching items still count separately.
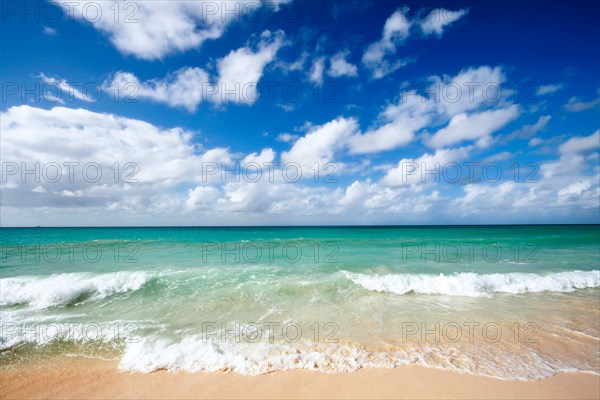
[0,0,599,226]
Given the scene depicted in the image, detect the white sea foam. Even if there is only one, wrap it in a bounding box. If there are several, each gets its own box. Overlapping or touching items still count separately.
[119,336,391,375]
[0,271,149,309]
[343,270,600,297]
[118,335,599,380]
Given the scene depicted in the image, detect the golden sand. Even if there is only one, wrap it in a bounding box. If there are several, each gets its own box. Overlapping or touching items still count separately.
[1,358,599,399]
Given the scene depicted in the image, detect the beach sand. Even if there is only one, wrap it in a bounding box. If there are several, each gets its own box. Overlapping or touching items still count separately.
[1,358,598,400]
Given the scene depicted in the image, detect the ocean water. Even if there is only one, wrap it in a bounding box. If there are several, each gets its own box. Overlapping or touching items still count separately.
[0,225,599,380]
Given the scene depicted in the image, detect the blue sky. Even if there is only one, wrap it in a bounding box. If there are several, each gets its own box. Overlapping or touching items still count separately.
[1,0,599,226]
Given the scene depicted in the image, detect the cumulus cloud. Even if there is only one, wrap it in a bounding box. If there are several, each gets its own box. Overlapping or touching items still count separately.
[564,89,600,112]
[452,154,599,221]
[54,0,264,60]
[276,133,300,142]
[242,148,277,165]
[2,105,598,225]
[327,51,358,78]
[105,31,285,110]
[349,65,515,154]
[427,65,508,116]
[2,69,598,226]
[1,106,216,188]
[185,186,221,210]
[348,119,416,154]
[362,7,467,79]
[504,115,551,142]
[309,57,325,85]
[447,132,599,222]
[337,179,441,215]
[284,65,517,157]
[559,130,600,155]
[380,146,472,187]
[281,117,359,169]
[108,68,210,112]
[419,8,469,37]
[426,106,520,148]
[0,106,415,225]
[216,30,286,104]
[0,105,231,211]
[536,83,564,96]
[362,7,412,79]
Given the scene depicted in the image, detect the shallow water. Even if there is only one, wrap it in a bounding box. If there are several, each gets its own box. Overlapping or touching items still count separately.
[1,225,599,379]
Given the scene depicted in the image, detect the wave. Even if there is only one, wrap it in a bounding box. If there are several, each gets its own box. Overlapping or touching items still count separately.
[118,335,599,380]
[0,271,149,309]
[343,270,600,297]
[119,336,365,375]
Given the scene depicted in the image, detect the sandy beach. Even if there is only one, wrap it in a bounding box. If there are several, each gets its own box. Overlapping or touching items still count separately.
[1,358,598,400]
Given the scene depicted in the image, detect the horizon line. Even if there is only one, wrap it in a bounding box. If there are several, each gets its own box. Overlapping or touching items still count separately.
[1,223,598,229]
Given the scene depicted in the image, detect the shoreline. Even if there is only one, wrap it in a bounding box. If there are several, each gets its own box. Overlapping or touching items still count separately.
[1,358,598,400]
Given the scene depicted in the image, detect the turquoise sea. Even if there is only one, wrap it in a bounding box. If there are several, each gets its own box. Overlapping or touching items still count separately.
[1,225,599,379]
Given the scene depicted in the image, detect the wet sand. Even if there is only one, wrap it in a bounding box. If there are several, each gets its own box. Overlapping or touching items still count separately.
[1,358,598,399]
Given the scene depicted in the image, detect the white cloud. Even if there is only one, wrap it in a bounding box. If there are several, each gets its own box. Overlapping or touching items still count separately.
[362,7,467,79]
[270,0,293,11]
[284,70,511,156]
[428,65,508,116]
[216,30,286,104]
[349,65,514,154]
[348,120,416,154]
[276,52,308,73]
[309,57,325,85]
[564,90,600,112]
[484,151,512,163]
[337,179,441,214]
[43,26,57,36]
[381,146,471,187]
[105,31,285,110]
[2,105,597,226]
[108,68,210,112]
[426,105,520,148]
[452,154,600,220]
[327,51,358,78]
[505,115,551,142]
[0,105,234,211]
[54,0,262,60]
[39,73,95,103]
[528,137,544,147]
[185,186,220,210]
[242,148,276,165]
[281,117,359,169]
[276,133,300,142]
[419,8,469,37]
[536,84,564,96]
[559,130,600,155]
[362,7,412,79]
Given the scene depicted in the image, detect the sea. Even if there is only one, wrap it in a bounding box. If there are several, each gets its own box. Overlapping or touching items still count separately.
[1,225,598,380]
